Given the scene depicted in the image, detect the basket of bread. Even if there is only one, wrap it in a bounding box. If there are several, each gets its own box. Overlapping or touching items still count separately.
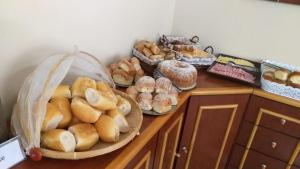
[11,50,143,160]
[261,60,300,101]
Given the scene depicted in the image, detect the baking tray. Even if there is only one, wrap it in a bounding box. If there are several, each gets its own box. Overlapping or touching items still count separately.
[143,105,177,116]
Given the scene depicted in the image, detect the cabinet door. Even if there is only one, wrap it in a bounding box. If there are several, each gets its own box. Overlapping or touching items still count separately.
[175,94,250,169]
[154,102,187,169]
[125,134,158,169]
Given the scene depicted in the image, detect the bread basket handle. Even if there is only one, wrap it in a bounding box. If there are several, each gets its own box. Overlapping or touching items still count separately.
[204,46,214,54]
[190,36,199,44]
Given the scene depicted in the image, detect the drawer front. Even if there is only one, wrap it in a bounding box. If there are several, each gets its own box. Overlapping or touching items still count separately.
[236,122,298,162]
[229,145,287,169]
[245,96,300,138]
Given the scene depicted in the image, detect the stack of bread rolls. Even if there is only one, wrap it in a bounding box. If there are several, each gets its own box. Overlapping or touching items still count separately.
[263,69,300,88]
[109,57,145,86]
[126,76,178,114]
[134,40,176,61]
[41,77,132,152]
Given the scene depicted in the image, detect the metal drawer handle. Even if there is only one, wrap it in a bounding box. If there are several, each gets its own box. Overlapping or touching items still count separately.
[281,119,286,125]
[271,142,277,149]
[261,164,267,169]
[175,153,181,158]
[182,147,188,154]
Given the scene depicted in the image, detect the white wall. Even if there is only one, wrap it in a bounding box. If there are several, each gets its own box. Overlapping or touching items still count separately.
[0,0,176,117]
[172,0,300,65]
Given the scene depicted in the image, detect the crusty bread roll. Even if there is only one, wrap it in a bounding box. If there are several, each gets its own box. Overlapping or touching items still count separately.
[50,97,72,128]
[130,57,142,71]
[85,88,117,110]
[42,103,63,131]
[153,94,172,114]
[118,59,135,75]
[112,68,134,86]
[68,123,99,151]
[72,77,97,98]
[41,129,76,152]
[116,95,131,116]
[126,86,139,100]
[52,85,71,98]
[97,81,118,104]
[94,115,120,142]
[71,97,103,123]
[135,76,155,93]
[107,109,129,133]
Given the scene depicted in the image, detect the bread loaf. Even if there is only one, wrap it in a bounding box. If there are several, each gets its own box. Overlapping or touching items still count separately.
[94,115,120,142]
[50,97,72,128]
[85,88,117,110]
[41,129,76,152]
[51,85,71,98]
[107,109,129,133]
[71,97,103,123]
[42,103,63,131]
[68,123,99,151]
[72,77,97,98]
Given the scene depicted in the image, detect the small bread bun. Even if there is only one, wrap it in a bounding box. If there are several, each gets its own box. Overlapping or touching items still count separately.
[69,115,82,126]
[135,76,155,93]
[130,57,142,71]
[150,44,160,55]
[153,94,172,114]
[85,88,117,110]
[94,115,120,142]
[263,71,275,82]
[68,123,99,151]
[168,86,178,106]
[149,54,164,61]
[42,103,63,131]
[107,109,129,133]
[71,97,103,123]
[97,81,118,104]
[112,68,134,86]
[135,69,145,82]
[274,69,289,82]
[126,86,139,100]
[137,93,153,111]
[155,77,172,94]
[50,97,72,128]
[143,48,153,57]
[288,72,300,88]
[41,129,76,152]
[116,95,131,116]
[52,85,71,98]
[72,77,97,98]
[118,59,135,75]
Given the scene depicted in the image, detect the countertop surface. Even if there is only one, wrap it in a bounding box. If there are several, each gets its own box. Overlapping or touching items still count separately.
[13,70,298,169]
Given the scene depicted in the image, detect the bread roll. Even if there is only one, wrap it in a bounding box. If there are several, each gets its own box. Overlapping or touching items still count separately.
[168,86,178,106]
[135,69,145,82]
[97,81,118,104]
[71,97,103,123]
[72,77,97,98]
[69,115,82,126]
[112,68,134,86]
[50,97,72,128]
[116,95,131,116]
[41,129,76,152]
[150,44,160,55]
[94,115,120,142]
[130,57,142,71]
[126,86,139,100]
[143,48,153,57]
[155,77,172,94]
[107,109,129,133]
[68,123,99,151]
[42,103,63,131]
[137,93,153,111]
[52,85,71,98]
[85,88,117,110]
[135,76,155,93]
[288,72,300,88]
[274,69,289,82]
[118,59,135,75]
[153,94,172,114]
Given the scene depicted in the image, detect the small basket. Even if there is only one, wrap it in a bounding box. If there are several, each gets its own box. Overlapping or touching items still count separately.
[261,60,300,101]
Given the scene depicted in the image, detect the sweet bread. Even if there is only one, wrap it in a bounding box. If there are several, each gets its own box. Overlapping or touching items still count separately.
[135,76,155,93]
[137,93,152,111]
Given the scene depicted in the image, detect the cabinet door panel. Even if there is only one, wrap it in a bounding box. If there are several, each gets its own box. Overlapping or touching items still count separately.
[175,94,249,169]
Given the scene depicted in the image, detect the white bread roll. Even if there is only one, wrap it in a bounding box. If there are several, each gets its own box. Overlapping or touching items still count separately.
[68,123,99,151]
[97,81,118,104]
[72,77,96,98]
[51,85,71,98]
[85,88,117,110]
[41,129,76,152]
[42,103,63,131]
[107,109,129,133]
[69,115,82,126]
[50,97,72,128]
[94,115,120,142]
[116,95,131,116]
[71,97,103,123]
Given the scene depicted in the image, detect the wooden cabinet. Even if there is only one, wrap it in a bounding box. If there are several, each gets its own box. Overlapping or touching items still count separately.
[174,94,250,169]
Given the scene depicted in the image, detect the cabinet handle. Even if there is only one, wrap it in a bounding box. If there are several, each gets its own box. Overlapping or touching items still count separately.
[174,153,181,158]
[271,142,277,149]
[281,119,286,125]
[261,164,267,169]
[182,147,188,154]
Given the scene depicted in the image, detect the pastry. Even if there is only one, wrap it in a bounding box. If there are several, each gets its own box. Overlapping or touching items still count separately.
[41,129,76,152]
[42,103,63,131]
[158,60,197,90]
[263,71,275,82]
[137,93,152,111]
[51,85,71,98]
[107,109,129,133]
[288,72,300,88]
[155,77,172,94]
[116,95,131,116]
[274,69,289,83]
[68,123,99,151]
[135,76,155,93]
[152,94,172,114]
[72,77,97,98]
[126,86,139,100]
[50,97,72,129]
[94,115,120,142]
[112,68,134,86]
[71,97,103,123]
[85,88,117,110]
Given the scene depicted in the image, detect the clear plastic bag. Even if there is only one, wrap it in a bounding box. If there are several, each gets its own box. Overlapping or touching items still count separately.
[11,49,114,154]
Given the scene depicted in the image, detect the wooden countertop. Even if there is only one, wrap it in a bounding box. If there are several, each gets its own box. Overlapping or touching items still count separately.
[13,71,297,169]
